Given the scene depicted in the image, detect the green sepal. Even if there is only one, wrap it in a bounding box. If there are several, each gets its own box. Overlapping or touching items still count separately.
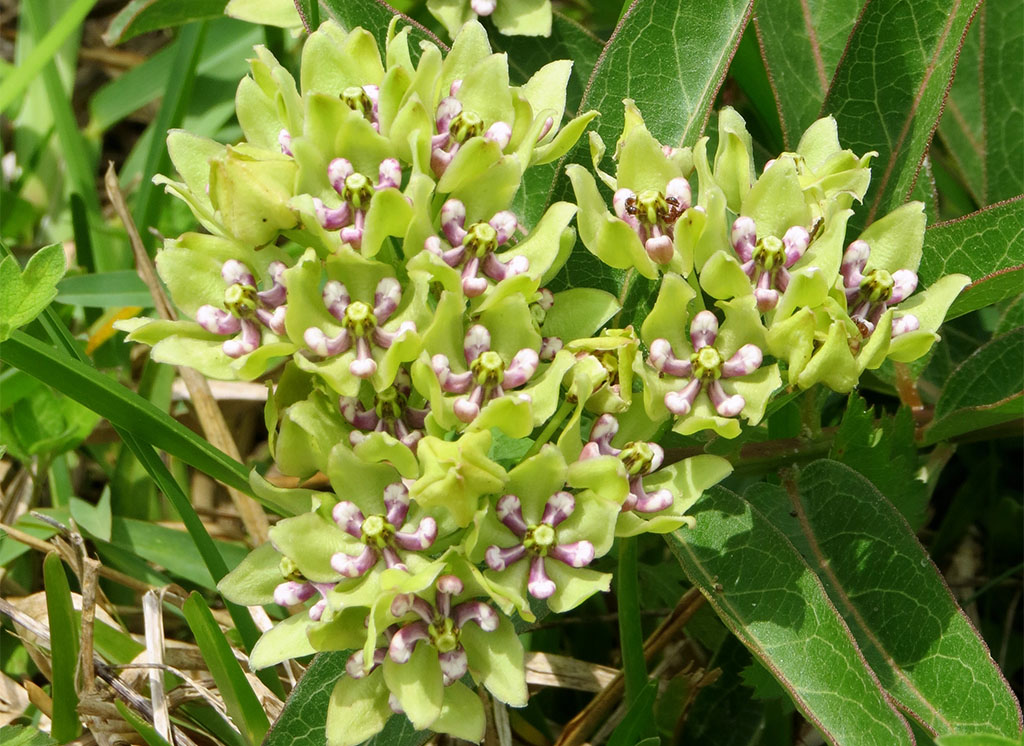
[713,106,754,213]
[300,24,384,98]
[887,273,971,362]
[856,201,926,273]
[326,670,392,746]
[268,512,349,583]
[460,615,527,706]
[217,542,283,606]
[430,680,486,741]
[382,643,445,729]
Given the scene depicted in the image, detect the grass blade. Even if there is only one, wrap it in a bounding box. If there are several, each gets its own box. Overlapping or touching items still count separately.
[182,592,271,746]
[115,701,172,746]
[616,537,648,707]
[44,552,81,742]
[0,0,99,113]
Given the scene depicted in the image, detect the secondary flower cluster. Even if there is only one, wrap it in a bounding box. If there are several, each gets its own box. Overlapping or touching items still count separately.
[125,18,967,746]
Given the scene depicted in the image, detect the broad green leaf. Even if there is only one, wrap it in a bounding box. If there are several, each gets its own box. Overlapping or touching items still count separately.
[753,0,861,148]
[0,726,57,746]
[755,461,1023,738]
[937,17,983,204]
[918,196,1024,319]
[936,735,1022,746]
[667,487,913,746]
[0,330,251,496]
[0,244,66,341]
[981,2,1024,203]
[830,395,926,529]
[824,0,980,227]
[606,680,658,746]
[319,0,447,56]
[183,593,270,746]
[44,552,81,742]
[264,651,430,746]
[924,326,1024,444]
[104,0,228,44]
[56,270,153,308]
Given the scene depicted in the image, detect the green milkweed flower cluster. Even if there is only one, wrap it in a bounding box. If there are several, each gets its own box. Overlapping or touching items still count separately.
[119,18,969,746]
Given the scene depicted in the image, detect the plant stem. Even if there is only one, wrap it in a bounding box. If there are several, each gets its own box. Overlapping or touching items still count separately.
[524,400,574,458]
[617,537,647,707]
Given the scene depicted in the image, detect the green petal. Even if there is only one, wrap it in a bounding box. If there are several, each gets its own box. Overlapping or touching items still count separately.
[640,272,696,350]
[796,116,841,172]
[300,24,384,97]
[505,201,577,284]
[166,130,220,211]
[383,645,444,729]
[713,106,754,213]
[269,512,348,582]
[766,307,815,382]
[547,562,611,614]
[796,319,860,392]
[616,124,680,195]
[516,349,575,427]
[361,188,414,259]
[506,445,568,517]
[326,671,391,746]
[327,442,401,514]
[458,53,514,127]
[541,288,620,342]
[856,201,926,273]
[208,148,297,246]
[566,456,629,505]
[431,681,486,741]
[308,606,372,651]
[887,274,969,362]
[461,616,527,706]
[250,469,317,516]
[700,250,754,300]
[353,433,420,480]
[250,613,316,669]
[741,155,810,239]
[218,542,283,606]
[470,395,534,438]
[557,489,621,557]
[493,0,552,36]
[440,20,492,90]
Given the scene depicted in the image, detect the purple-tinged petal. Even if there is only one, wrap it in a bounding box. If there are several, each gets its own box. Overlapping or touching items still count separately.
[373,277,402,321]
[889,269,919,305]
[432,354,473,393]
[304,326,351,357]
[504,348,539,388]
[439,648,468,686]
[453,386,484,422]
[731,217,756,262]
[435,97,462,132]
[462,258,488,297]
[437,574,464,597]
[391,594,434,624]
[323,281,350,321]
[485,543,527,571]
[540,337,563,361]
[891,314,920,337]
[441,199,468,245]
[274,580,316,607]
[665,379,702,416]
[309,598,327,621]
[377,159,402,189]
[666,178,692,212]
[349,337,377,378]
[331,545,377,578]
[223,320,261,358]
[484,122,512,149]
[278,129,292,156]
[548,540,595,568]
[340,397,380,430]
[314,198,351,230]
[257,261,288,306]
[587,413,619,454]
[633,486,673,514]
[690,311,719,350]
[645,233,674,264]
[648,339,692,378]
[328,158,355,194]
[490,211,518,244]
[527,556,556,599]
[388,620,430,663]
[394,517,437,551]
[384,482,410,527]
[782,226,810,266]
[841,240,870,289]
[222,259,255,287]
[708,380,745,417]
[333,501,366,538]
[613,189,635,222]
[482,252,529,282]
[381,547,406,570]
[373,320,416,349]
[496,494,529,536]
[453,600,499,632]
[255,306,287,335]
[464,324,491,364]
[536,116,554,141]
[196,305,241,335]
[721,344,763,378]
[541,491,575,527]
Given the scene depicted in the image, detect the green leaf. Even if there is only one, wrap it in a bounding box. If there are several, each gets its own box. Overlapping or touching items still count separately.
[0,726,57,746]
[0,244,66,341]
[70,490,112,541]
[918,197,1024,319]
[183,592,270,746]
[936,735,1023,746]
[319,0,447,55]
[936,16,983,205]
[0,330,251,495]
[830,395,927,529]
[104,0,228,44]
[666,486,914,746]
[755,461,1023,738]
[115,701,173,746]
[606,679,658,746]
[980,2,1024,203]
[44,552,81,742]
[56,270,154,308]
[752,0,861,148]
[924,326,1024,443]
[824,0,980,227]
[264,651,431,746]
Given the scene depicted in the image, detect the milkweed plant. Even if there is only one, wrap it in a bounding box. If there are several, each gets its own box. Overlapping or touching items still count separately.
[111,9,1013,746]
